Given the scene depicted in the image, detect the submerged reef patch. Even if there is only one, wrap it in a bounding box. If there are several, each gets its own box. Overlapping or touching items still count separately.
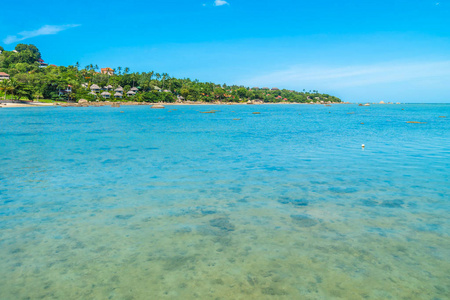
[278,197,308,206]
[290,214,319,227]
[209,217,235,231]
[381,200,404,208]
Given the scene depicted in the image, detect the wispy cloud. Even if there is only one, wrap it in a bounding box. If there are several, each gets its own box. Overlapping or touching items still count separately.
[242,61,450,89]
[3,24,80,44]
[214,0,229,6]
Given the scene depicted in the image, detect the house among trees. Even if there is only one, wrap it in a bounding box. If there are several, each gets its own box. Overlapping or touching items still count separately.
[90,84,101,93]
[261,87,270,90]
[271,87,279,91]
[114,86,124,94]
[114,92,123,99]
[101,68,114,75]
[130,87,138,93]
[126,91,136,96]
[0,72,10,81]
[37,59,48,68]
[101,92,111,99]
[103,85,113,91]
[59,85,72,96]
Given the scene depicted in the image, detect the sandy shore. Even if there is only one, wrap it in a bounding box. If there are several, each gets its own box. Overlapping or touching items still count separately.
[0,102,56,108]
[1,101,351,108]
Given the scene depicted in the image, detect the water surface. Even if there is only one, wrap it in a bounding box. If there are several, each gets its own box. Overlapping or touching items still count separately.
[1,104,449,299]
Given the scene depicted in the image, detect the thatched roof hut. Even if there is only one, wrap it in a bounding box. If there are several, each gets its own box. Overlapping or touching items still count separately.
[271,87,279,91]
[261,87,269,90]
[130,87,138,92]
[114,92,123,98]
[90,84,100,91]
[115,86,123,92]
[101,92,111,98]
[127,91,136,96]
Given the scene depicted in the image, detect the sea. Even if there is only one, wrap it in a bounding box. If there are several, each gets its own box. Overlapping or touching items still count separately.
[0,104,449,299]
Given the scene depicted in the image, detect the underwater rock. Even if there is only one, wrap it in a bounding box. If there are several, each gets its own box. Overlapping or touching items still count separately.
[278,197,308,206]
[290,214,318,227]
[262,286,288,296]
[210,217,235,231]
[115,214,134,220]
[361,199,378,207]
[381,200,404,208]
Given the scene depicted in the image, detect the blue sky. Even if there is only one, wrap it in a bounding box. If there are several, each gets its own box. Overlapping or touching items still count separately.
[1,0,449,102]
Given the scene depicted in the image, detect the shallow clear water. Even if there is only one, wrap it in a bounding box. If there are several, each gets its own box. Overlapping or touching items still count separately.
[0,104,449,299]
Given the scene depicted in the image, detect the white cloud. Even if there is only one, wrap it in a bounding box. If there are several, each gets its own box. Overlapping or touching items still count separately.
[242,61,450,89]
[214,0,229,6]
[3,24,80,44]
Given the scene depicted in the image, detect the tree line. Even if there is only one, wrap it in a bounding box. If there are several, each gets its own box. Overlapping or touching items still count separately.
[0,44,341,103]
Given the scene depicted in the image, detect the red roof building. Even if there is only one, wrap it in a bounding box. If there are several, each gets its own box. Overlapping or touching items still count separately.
[0,72,10,80]
[37,58,48,68]
[101,68,114,75]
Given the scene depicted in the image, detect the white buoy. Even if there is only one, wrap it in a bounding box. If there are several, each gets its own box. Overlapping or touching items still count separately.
[362,144,365,148]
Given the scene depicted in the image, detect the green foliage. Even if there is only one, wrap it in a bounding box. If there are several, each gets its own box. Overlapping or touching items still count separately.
[0,44,342,103]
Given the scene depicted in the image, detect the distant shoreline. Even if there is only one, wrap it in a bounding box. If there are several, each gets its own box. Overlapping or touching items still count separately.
[1,101,355,108]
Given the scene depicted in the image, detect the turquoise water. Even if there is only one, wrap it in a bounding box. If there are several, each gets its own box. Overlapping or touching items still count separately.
[0,104,449,299]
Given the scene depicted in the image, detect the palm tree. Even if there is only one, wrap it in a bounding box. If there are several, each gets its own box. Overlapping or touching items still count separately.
[124,67,129,74]
[0,79,12,101]
[118,67,122,75]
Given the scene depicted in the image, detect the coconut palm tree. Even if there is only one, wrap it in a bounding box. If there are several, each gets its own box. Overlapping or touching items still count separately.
[0,79,12,101]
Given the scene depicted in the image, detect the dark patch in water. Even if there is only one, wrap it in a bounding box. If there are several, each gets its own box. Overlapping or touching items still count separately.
[278,197,308,206]
[211,278,224,285]
[290,214,318,227]
[102,159,121,164]
[247,274,258,286]
[329,187,358,194]
[72,241,86,249]
[164,255,197,271]
[145,147,159,150]
[201,209,216,215]
[262,286,288,296]
[115,214,134,220]
[197,225,227,236]
[381,200,404,208]
[210,217,235,231]
[10,248,23,254]
[229,187,242,193]
[176,227,192,234]
[361,199,378,207]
